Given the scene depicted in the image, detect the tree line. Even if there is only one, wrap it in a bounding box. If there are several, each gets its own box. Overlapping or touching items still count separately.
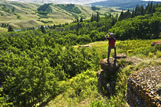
[109,3,161,40]
[119,2,157,21]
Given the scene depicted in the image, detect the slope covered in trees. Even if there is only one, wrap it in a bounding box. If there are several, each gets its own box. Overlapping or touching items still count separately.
[0,30,101,106]
[109,3,161,40]
[37,3,52,15]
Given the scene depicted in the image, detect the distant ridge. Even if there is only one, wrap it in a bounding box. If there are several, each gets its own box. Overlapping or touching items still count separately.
[91,0,161,10]
[6,0,107,4]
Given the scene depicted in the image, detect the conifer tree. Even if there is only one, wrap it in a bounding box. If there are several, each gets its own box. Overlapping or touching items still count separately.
[53,24,56,29]
[91,14,94,22]
[40,25,46,33]
[8,26,14,32]
[77,18,79,22]
[80,17,83,22]
[124,9,131,18]
[118,11,124,21]
[96,12,100,22]
[141,5,145,15]
[131,9,135,17]
[12,7,15,12]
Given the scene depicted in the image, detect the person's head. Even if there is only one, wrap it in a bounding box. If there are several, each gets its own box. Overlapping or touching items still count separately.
[109,33,115,38]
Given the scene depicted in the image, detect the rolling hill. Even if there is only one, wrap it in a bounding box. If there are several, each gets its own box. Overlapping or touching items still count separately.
[0,1,118,31]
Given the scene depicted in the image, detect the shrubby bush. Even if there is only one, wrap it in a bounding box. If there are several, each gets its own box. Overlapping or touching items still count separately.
[0,30,101,106]
[77,35,92,44]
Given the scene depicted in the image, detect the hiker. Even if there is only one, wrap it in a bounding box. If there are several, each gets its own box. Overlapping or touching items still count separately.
[105,32,116,64]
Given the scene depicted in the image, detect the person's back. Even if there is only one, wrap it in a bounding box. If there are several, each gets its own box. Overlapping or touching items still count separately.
[107,37,116,47]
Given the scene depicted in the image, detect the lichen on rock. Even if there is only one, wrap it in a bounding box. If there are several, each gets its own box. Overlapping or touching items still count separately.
[127,66,161,107]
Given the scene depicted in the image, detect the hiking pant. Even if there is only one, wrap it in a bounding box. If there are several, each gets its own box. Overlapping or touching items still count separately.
[107,46,116,62]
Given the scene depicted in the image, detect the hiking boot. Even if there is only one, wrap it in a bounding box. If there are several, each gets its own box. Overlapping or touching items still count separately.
[107,59,110,64]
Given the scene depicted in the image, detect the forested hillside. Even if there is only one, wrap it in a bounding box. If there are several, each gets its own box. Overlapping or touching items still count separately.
[109,2,161,39]
[0,2,161,107]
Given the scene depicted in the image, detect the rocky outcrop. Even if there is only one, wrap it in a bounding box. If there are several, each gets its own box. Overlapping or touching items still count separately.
[127,66,161,107]
[97,54,161,106]
[97,58,118,95]
[151,41,161,46]
[97,54,128,95]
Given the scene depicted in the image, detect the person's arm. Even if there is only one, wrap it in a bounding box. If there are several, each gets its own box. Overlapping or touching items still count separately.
[105,32,110,39]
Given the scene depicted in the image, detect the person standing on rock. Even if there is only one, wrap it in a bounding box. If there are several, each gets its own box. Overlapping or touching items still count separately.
[105,32,116,64]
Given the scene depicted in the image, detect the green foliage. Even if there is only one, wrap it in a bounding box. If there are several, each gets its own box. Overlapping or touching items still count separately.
[37,3,52,15]
[0,88,13,106]
[119,2,157,20]
[109,14,161,39]
[2,54,59,106]
[57,4,81,14]
[110,3,161,39]
[91,12,100,22]
[0,30,102,106]
[46,16,113,45]
[156,50,161,58]
[48,70,99,106]
[90,99,104,107]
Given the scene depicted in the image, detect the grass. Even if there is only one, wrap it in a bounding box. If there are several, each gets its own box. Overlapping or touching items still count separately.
[0,27,7,32]
[85,39,161,57]
[46,70,99,107]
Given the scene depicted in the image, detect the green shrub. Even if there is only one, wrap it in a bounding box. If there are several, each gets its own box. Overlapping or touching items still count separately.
[148,52,154,58]
[90,100,104,107]
[156,50,161,58]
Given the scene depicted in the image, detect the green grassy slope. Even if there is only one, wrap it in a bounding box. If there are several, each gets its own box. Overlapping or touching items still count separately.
[0,1,119,31]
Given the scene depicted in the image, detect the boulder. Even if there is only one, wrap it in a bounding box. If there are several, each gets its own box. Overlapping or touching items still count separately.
[151,41,161,46]
[79,45,91,48]
[127,66,161,107]
[113,53,127,59]
[100,58,119,71]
